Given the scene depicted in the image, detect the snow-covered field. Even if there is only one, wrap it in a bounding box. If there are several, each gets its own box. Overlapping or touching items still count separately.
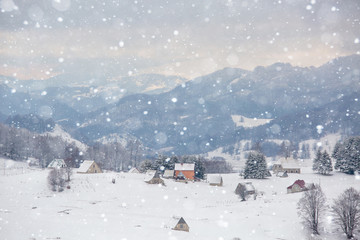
[0,159,359,240]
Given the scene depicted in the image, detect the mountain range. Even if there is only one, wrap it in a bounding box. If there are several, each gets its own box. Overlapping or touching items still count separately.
[1,54,359,155]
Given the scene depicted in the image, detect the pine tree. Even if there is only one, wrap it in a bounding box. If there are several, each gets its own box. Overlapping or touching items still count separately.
[320,151,332,175]
[244,151,267,179]
[333,137,360,174]
[313,149,321,173]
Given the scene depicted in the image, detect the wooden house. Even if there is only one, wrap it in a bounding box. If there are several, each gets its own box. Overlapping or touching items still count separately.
[207,174,223,186]
[128,167,140,174]
[47,159,66,169]
[174,163,195,180]
[287,179,306,193]
[77,160,102,174]
[235,182,256,196]
[272,158,301,174]
[163,170,175,179]
[172,217,189,232]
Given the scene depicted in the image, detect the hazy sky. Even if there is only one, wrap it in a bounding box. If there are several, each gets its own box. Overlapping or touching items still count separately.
[0,0,359,80]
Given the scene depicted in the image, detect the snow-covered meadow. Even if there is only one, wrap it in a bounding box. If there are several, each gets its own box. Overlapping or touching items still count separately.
[0,158,359,240]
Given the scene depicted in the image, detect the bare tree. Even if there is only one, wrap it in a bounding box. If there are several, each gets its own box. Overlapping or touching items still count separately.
[48,169,65,192]
[332,187,360,239]
[297,184,326,235]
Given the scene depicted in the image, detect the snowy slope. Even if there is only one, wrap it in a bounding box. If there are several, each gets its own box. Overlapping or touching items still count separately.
[1,159,359,240]
[44,125,88,152]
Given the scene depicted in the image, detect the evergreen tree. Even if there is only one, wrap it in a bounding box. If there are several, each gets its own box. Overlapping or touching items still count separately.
[244,151,268,179]
[320,151,333,175]
[313,150,333,175]
[194,156,205,179]
[313,149,321,173]
[333,137,360,174]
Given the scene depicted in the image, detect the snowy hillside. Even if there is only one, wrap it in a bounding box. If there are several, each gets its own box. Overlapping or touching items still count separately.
[44,125,88,152]
[1,159,359,240]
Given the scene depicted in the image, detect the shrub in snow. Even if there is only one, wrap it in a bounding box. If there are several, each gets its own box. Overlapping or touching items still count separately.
[48,168,66,192]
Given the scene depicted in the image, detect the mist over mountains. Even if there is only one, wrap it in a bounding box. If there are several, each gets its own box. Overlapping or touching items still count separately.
[1,54,359,155]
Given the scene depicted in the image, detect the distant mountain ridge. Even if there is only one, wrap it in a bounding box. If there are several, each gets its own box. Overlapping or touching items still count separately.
[0,54,359,155]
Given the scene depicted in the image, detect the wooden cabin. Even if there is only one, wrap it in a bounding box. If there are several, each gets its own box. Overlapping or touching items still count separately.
[172,217,189,232]
[77,160,102,173]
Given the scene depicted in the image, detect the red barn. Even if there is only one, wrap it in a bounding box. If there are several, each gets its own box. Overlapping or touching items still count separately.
[174,163,195,180]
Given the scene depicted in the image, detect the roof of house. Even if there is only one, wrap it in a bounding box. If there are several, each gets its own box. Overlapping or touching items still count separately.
[77,160,95,173]
[48,159,66,168]
[278,157,301,169]
[175,163,195,171]
[177,217,187,225]
[163,169,174,177]
[207,174,223,184]
[287,179,306,189]
[144,170,157,182]
[245,182,255,192]
[128,167,140,173]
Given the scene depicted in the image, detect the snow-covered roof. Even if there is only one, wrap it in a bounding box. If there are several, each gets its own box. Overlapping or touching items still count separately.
[48,159,66,168]
[164,216,188,229]
[144,170,157,182]
[275,158,301,169]
[245,182,255,192]
[128,167,140,173]
[77,160,95,173]
[163,170,174,177]
[175,163,194,171]
[207,174,222,184]
[287,179,306,189]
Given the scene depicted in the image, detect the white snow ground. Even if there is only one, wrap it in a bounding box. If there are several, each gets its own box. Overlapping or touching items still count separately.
[0,158,359,240]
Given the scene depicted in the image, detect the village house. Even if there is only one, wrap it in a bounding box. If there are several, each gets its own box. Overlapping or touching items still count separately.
[287,179,306,193]
[162,169,175,179]
[77,160,102,174]
[235,182,256,200]
[174,163,195,180]
[272,158,301,174]
[128,167,140,174]
[172,217,190,232]
[47,159,66,169]
[207,174,223,186]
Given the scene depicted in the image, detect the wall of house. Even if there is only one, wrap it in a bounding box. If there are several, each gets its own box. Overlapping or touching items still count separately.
[175,170,194,180]
[87,163,102,173]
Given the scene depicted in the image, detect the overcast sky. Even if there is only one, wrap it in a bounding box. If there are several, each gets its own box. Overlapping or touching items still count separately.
[0,0,359,80]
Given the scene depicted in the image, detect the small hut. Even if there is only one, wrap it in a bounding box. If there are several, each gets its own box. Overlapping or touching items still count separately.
[163,170,175,179]
[208,175,223,186]
[172,217,189,232]
[128,167,140,174]
[77,160,102,174]
[48,159,66,169]
[144,170,165,185]
[235,182,255,195]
